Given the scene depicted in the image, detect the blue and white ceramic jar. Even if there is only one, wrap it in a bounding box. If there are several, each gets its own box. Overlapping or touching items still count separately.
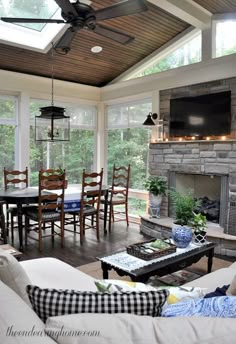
[172,224,192,248]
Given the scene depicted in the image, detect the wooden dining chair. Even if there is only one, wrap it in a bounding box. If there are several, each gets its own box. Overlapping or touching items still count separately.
[3,167,28,242]
[64,168,103,243]
[24,169,66,251]
[101,164,131,232]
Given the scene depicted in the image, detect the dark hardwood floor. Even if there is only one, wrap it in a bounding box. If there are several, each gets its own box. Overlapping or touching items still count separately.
[10,221,148,267]
[3,220,235,268]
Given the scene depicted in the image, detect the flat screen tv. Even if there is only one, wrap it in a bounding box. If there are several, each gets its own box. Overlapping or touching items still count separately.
[169,91,231,138]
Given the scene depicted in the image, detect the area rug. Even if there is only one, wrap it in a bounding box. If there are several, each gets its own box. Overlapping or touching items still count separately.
[78,256,232,286]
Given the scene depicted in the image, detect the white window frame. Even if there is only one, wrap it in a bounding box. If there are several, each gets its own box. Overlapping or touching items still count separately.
[105,96,152,215]
[0,93,19,168]
[212,14,236,59]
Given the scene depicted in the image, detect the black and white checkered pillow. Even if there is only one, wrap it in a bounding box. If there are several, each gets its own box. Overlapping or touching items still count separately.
[26,285,169,323]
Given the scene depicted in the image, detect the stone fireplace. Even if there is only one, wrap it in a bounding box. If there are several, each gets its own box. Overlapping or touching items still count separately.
[168,172,228,228]
[149,140,236,236]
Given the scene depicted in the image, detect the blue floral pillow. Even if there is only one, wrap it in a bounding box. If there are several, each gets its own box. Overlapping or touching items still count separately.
[162,296,236,318]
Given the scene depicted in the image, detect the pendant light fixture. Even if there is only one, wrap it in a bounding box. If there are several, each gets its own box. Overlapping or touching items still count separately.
[35,44,70,142]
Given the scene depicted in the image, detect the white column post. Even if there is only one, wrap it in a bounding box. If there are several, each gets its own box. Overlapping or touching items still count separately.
[151,90,160,142]
[17,92,30,172]
[202,24,213,61]
[96,102,106,182]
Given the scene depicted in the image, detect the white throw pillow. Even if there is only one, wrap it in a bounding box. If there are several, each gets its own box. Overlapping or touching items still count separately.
[0,248,31,306]
[45,313,236,344]
[0,280,55,344]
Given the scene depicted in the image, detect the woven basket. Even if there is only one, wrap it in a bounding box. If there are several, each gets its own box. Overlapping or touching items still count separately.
[127,239,176,261]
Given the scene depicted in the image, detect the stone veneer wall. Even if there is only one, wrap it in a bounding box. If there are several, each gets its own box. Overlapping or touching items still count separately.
[149,140,236,235]
[160,77,236,139]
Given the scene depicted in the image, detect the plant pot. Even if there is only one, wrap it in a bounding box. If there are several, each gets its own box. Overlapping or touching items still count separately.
[172,224,193,248]
[149,194,162,218]
[193,231,207,245]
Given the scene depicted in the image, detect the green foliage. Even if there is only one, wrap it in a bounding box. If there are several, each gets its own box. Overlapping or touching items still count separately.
[107,128,151,190]
[169,189,201,226]
[136,35,201,78]
[143,176,167,196]
[190,212,207,233]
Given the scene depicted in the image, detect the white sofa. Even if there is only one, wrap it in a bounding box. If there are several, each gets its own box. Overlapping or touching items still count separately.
[1,255,236,344]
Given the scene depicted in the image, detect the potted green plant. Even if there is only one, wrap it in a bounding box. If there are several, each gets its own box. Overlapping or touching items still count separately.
[190,212,207,245]
[143,176,167,218]
[169,189,201,248]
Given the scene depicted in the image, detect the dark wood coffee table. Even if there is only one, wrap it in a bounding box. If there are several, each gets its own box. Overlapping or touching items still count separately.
[98,242,217,283]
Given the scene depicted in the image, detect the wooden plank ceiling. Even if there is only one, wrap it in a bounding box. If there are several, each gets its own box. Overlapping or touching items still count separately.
[0,0,189,87]
[1,1,235,87]
[193,0,236,13]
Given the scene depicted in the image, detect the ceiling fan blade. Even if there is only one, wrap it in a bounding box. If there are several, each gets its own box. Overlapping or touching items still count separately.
[95,0,148,22]
[92,24,134,45]
[1,17,65,24]
[55,27,76,49]
[54,0,78,16]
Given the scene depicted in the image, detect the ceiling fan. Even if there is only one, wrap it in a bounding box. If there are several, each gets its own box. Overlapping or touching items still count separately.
[1,0,148,53]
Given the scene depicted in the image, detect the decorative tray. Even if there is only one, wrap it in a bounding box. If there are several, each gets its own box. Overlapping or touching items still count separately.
[126,239,176,261]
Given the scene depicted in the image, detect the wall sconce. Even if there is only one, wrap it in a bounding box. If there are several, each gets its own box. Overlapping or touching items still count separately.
[142,112,158,126]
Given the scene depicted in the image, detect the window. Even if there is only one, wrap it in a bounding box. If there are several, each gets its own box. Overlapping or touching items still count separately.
[134,33,201,79]
[0,95,18,176]
[30,100,96,186]
[0,0,64,51]
[106,99,152,216]
[215,20,236,58]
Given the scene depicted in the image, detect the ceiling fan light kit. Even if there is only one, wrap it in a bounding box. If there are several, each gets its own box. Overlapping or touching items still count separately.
[0,0,148,53]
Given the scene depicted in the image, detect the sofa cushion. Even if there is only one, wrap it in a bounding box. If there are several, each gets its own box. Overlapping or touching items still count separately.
[184,267,236,291]
[162,296,236,318]
[0,248,31,306]
[0,280,55,344]
[26,285,169,323]
[20,258,97,291]
[45,313,236,344]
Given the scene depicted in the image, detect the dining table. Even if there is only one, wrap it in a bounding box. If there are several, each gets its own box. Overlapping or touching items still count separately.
[0,185,109,251]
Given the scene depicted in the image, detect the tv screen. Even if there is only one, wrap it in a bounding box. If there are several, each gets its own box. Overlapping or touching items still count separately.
[169,91,231,138]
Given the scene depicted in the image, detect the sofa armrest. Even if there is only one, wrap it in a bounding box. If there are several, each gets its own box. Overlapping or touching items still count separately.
[20,258,97,291]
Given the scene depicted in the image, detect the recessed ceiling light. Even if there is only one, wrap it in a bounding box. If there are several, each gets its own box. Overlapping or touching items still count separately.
[91,46,103,53]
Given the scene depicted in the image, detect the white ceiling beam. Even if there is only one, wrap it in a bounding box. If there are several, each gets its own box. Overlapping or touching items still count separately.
[147,0,212,29]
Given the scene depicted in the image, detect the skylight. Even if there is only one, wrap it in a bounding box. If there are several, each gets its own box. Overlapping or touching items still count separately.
[0,0,66,52]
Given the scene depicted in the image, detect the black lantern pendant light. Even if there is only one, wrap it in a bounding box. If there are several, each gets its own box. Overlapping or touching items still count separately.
[142,112,158,126]
[35,46,70,142]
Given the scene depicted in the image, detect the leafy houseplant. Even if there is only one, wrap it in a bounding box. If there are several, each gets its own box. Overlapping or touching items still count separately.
[169,189,201,226]
[169,189,202,248]
[190,212,207,233]
[143,176,167,218]
[190,212,207,244]
[143,176,167,197]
